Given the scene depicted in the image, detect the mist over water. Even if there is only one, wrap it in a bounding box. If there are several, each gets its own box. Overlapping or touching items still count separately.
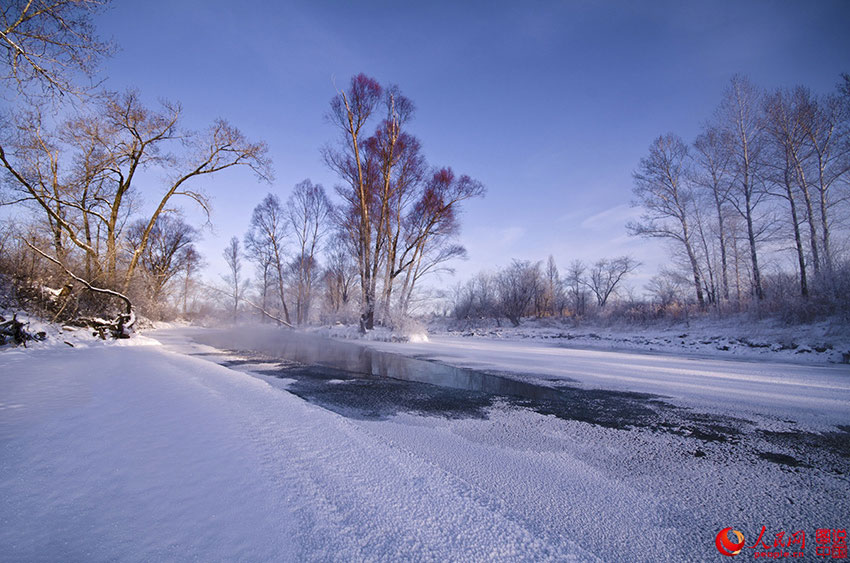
[184,326,710,437]
[190,325,564,401]
[166,326,850,463]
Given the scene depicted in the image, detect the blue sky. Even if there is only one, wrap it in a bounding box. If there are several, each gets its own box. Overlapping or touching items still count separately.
[94,0,850,288]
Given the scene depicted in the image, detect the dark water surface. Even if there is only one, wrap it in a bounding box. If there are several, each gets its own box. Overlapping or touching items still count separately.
[156,326,850,470]
[182,327,758,444]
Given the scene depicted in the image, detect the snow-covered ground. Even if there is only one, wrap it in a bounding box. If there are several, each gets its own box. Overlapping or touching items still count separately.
[0,341,594,561]
[0,309,163,350]
[2,325,848,561]
[423,316,850,365]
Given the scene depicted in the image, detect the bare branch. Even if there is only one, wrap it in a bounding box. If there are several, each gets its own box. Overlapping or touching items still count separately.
[24,238,135,332]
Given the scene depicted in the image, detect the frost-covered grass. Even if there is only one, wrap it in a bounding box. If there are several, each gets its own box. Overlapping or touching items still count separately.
[255,313,850,364]
[7,305,846,365]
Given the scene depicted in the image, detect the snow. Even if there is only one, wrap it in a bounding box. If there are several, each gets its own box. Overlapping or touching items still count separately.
[172,326,849,560]
[408,332,430,343]
[0,309,150,350]
[2,325,848,561]
[0,343,593,561]
[361,333,850,429]
[312,324,430,343]
[427,316,850,365]
[311,318,430,343]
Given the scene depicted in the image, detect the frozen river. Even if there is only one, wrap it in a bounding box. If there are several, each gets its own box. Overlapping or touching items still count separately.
[1,326,847,561]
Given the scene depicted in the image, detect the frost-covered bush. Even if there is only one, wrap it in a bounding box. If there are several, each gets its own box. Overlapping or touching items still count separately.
[389,315,429,343]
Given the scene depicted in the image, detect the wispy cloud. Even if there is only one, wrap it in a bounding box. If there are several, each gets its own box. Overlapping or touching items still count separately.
[579,204,640,231]
[498,226,525,245]
[556,209,586,223]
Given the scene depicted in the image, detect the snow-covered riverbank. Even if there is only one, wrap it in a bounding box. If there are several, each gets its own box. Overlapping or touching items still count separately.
[359,333,850,429]
[430,317,850,365]
[2,328,848,561]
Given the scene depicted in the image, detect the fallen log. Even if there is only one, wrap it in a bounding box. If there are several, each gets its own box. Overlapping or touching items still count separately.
[25,241,135,338]
[244,300,294,328]
[0,314,46,347]
[67,312,134,339]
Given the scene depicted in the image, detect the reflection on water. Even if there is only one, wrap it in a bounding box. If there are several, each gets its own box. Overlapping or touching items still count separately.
[186,326,750,441]
[156,327,850,466]
[188,327,661,428]
[193,326,567,402]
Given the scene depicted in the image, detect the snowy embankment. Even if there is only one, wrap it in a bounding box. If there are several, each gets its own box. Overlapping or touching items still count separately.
[0,309,162,350]
[359,334,850,429]
[428,316,850,365]
[0,342,592,561]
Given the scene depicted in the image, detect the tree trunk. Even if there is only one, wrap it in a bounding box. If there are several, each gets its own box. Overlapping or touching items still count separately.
[791,154,820,276]
[713,195,730,301]
[685,243,705,308]
[783,165,808,297]
[818,179,832,277]
[744,189,764,300]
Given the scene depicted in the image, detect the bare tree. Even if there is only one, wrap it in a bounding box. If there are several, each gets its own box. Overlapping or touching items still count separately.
[540,255,564,316]
[180,246,204,318]
[370,129,426,318]
[715,75,768,300]
[690,189,719,305]
[565,260,589,317]
[320,233,358,320]
[325,74,483,329]
[629,133,705,307]
[221,236,247,322]
[797,87,850,279]
[763,88,810,297]
[773,88,822,278]
[286,179,332,325]
[246,193,291,325]
[0,0,113,99]
[244,226,276,322]
[452,271,498,321]
[496,260,542,326]
[0,90,271,292]
[646,269,689,309]
[693,127,735,301]
[324,73,384,331]
[585,256,639,308]
[126,214,198,318]
[393,168,484,316]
